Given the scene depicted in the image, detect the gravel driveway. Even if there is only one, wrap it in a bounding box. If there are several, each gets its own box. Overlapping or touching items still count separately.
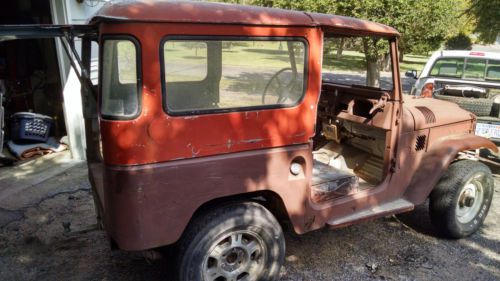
[0,163,498,281]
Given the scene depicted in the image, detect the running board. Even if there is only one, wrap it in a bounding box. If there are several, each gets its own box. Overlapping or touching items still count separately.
[327,199,414,228]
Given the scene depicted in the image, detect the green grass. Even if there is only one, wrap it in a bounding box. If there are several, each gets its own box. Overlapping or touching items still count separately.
[119,40,429,81]
[322,50,366,72]
[164,41,304,69]
[324,51,429,73]
[400,54,429,72]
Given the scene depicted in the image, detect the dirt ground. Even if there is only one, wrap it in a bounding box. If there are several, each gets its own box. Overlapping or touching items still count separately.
[0,163,499,281]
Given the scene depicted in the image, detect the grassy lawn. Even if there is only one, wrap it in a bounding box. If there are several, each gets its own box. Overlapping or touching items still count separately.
[164,41,304,70]
[324,52,429,73]
[117,39,430,77]
[400,54,429,72]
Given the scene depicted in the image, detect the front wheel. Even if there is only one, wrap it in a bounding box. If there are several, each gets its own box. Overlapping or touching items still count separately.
[177,202,285,281]
[429,160,494,238]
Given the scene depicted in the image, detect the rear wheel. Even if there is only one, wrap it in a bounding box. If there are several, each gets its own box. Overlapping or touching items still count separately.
[429,160,494,238]
[177,202,285,281]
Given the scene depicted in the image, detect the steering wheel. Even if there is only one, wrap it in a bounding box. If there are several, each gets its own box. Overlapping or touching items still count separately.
[262,68,299,104]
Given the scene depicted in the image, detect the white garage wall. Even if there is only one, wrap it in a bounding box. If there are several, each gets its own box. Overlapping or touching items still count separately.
[49,0,106,160]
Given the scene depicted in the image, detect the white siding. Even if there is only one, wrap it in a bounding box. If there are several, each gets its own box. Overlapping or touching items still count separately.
[49,0,106,160]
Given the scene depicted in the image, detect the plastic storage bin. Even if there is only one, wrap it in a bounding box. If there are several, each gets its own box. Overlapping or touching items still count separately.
[11,112,53,143]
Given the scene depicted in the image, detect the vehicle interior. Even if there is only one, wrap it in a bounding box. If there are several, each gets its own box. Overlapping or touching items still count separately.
[157,35,396,204]
[311,35,395,203]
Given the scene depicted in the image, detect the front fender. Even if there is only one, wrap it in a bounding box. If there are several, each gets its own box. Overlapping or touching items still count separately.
[404,134,497,205]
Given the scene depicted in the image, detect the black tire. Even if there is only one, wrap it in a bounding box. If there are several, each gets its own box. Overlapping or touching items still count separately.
[434,94,493,116]
[429,160,494,238]
[177,202,285,281]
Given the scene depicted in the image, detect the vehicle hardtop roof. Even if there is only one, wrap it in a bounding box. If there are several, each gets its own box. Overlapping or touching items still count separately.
[432,50,500,60]
[90,0,399,37]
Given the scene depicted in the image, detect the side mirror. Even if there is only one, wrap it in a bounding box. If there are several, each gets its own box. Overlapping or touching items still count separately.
[405,70,418,79]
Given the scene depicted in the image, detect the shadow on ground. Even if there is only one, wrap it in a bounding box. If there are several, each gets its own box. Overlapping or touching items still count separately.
[0,164,498,281]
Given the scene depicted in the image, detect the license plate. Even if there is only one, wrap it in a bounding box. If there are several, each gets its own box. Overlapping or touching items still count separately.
[475,123,500,139]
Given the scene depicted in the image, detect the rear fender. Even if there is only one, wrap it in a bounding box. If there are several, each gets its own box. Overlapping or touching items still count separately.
[404,134,497,205]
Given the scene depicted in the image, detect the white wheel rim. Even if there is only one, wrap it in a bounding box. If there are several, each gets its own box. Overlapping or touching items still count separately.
[202,230,267,281]
[456,172,485,224]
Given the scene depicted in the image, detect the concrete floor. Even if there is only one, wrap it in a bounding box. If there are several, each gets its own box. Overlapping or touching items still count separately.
[0,151,83,227]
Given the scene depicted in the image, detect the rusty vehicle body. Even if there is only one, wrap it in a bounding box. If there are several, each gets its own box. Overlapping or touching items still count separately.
[0,1,497,280]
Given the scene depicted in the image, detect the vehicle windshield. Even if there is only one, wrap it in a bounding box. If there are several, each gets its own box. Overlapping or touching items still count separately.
[429,57,500,82]
[322,36,394,90]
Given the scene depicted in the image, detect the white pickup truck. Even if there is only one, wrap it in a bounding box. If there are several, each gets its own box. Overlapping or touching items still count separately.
[409,50,500,143]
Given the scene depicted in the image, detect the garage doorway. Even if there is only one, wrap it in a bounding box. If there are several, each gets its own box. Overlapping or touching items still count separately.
[0,0,69,166]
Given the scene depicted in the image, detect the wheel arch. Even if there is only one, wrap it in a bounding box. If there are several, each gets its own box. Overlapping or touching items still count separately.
[404,134,497,205]
[176,190,292,244]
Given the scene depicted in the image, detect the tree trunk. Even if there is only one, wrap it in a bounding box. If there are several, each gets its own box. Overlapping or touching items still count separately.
[336,38,345,58]
[362,38,381,88]
[382,53,391,71]
[366,59,380,88]
[399,50,404,62]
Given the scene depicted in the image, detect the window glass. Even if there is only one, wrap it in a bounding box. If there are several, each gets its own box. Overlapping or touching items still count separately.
[101,39,139,118]
[464,58,486,80]
[322,36,394,90]
[429,58,464,78]
[163,39,306,113]
[486,60,500,81]
[164,41,208,82]
[90,41,99,86]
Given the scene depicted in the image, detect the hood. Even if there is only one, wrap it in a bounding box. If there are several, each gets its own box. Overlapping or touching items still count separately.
[403,95,475,130]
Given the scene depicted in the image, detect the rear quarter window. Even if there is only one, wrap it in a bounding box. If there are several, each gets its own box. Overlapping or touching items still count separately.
[100,37,141,120]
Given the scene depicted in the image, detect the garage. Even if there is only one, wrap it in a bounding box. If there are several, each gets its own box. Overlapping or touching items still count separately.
[0,1,67,165]
[0,1,103,214]
[0,0,103,168]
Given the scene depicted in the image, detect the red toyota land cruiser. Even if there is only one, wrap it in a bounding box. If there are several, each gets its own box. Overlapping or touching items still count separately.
[0,2,497,280]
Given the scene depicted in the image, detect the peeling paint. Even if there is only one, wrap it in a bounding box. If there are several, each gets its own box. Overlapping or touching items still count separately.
[239,138,264,144]
[187,143,200,157]
[293,132,306,137]
[227,139,233,150]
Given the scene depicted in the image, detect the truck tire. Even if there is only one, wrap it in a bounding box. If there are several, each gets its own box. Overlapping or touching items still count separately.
[434,94,493,116]
[177,202,285,281]
[429,160,494,238]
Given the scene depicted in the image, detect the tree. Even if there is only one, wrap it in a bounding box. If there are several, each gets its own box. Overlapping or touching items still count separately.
[466,0,500,43]
[445,33,473,50]
[217,0,463,86]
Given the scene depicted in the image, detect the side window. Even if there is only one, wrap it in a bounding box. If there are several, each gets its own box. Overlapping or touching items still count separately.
[162,38,306,114]
[322,36,394,90]
[100,38,140,119]
[429,58,464,78]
